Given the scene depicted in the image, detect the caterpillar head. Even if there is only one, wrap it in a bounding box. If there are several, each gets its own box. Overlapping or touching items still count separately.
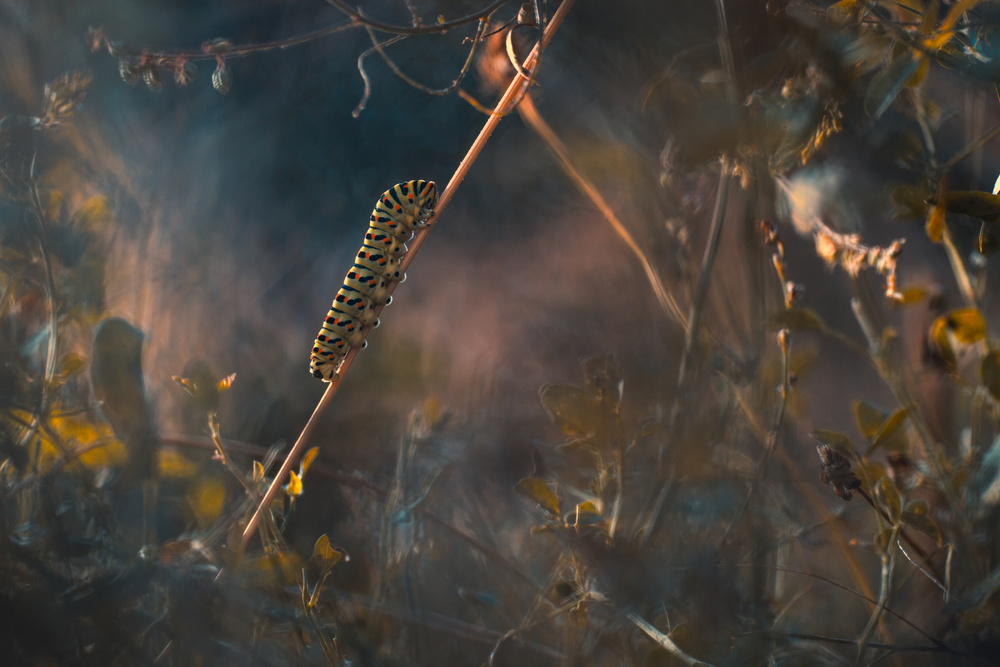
[414,180,438,220]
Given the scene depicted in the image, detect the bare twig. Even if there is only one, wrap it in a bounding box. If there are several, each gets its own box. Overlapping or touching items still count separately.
[354,17,490,116]
[326,0,506,36]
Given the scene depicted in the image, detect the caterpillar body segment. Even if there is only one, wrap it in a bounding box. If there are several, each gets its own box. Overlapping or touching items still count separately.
[354,246,403,282]
[344,264,393,306]
[321,309,367,349]
[331,285,380,326]
[310,180,438,382]
[364,228,408,257]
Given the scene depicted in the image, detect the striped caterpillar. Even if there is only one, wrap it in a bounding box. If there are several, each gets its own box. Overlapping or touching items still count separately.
[310,180,438,382]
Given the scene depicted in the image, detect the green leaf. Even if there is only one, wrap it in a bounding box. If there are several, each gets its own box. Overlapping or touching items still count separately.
[810,430,854,459]
[981,352,1000,400]
[514,477,560,517]
[874,476,902,523]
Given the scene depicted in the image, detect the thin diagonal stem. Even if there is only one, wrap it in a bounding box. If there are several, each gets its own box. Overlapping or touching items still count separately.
[241,0,577,548]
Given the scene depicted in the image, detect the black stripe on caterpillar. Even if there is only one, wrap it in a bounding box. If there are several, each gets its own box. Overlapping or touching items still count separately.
[310,180,438,382]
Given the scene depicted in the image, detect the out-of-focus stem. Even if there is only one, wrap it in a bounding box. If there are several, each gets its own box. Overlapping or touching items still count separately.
[516,95,687,329]
[940,228,976,308]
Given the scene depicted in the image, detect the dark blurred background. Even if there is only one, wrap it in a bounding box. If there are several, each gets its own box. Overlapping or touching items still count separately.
[4,0,1000,663]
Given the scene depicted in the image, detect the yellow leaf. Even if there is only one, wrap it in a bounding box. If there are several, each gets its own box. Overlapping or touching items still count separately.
[893,286,926,305]
[299,446,319,478]
[76,439,128,470]
[935,308,987,345]
[930,307,989,373]
[71,196,113,231]
[925,200,946,243]
[215,372,236,392]
[58,352,87,377]
[240,550,302,586]
[187,477,226,529]
[284,469,303,497]
[157,448,199,478]
[44,190,64,223]
[172,375,200,397]
[827,0,859,23]
[514,477,560,516]
[311,534,346,570]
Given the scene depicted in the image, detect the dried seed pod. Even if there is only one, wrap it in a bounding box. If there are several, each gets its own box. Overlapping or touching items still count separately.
[817,444,861,501]
[174,61,197,86]
[119,59,140,85]
[212,64,232,94]
[517,3,538,26]
[142,67,161,90]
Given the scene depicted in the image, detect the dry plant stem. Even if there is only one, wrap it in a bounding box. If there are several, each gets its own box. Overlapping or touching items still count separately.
[671,167,731,432]
[241,0,577,548]
[628,611,714,666]
[731,389,884,616]
[103,0,505,61]
[772,565,954,650]
[849,299,974,549]
[856,525,900,665]
[18,168,60,478]
[515,95,686,328]
[942,116,1000,171]
[326,0,506,36]
[716,330,791,549]
[940,227,976,308]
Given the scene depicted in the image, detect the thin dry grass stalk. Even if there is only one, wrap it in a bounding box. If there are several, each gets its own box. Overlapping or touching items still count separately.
[240,0,578,548]
[516,94,688,329]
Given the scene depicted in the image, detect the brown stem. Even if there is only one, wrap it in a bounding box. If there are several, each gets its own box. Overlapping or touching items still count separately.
[239,0,577,549]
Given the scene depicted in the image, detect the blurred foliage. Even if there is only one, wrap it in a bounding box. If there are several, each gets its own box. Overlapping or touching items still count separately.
[7,0,1000,665]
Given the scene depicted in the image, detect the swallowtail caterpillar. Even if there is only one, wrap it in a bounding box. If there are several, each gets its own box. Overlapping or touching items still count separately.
[309,180,438,382]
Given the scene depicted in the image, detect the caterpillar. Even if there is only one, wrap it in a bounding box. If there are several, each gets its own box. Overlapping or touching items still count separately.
[310,180,438,382]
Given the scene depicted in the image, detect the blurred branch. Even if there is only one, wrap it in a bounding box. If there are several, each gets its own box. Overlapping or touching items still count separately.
[677,165,731,385]
[515,94,687,328]
[627,611,714,666]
